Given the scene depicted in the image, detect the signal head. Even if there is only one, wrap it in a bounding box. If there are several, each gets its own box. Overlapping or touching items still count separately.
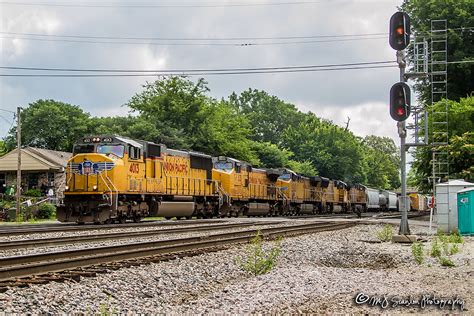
[389,12,411,50]
[390,82,411,121]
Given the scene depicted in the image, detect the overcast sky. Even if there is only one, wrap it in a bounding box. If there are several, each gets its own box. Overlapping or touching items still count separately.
[1,0,411,145]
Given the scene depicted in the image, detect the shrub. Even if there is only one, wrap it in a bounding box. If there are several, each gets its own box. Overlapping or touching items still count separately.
[430,238,441,258]
[411,241,424,265]
[439,256,455,267]
[24,189,42,197]
[376,224,393,242]
[38,203,56,219]
[237,231,282,276]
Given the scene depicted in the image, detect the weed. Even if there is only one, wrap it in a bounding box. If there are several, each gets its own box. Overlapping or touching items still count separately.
[411,241,424,265]
[436,230,448,243]
[430,238,441,258]
[442,241,450,256]
[376,224,393,242]
[237,231,282,276]
[439,256,455,267]
[449,231,464,244]
[449,243,460,255]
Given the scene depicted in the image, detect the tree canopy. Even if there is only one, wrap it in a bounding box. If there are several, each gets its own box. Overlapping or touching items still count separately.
[4,77,401,189]
[402,0,474,103]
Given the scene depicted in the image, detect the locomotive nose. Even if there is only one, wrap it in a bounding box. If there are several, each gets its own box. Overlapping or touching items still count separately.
[66,154,116,192]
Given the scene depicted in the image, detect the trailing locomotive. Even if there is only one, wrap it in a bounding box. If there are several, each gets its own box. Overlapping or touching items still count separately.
[58,135,400,224]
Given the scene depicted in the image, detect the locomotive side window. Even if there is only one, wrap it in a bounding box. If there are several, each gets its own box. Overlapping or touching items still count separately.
[97,145,125,158]
[128,146,141,160]
[73,144,95,154]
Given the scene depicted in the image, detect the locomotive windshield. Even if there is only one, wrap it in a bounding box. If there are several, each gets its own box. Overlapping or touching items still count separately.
[278,173,291,181]
[214,161,233,171]
[73,144,94,154]
[97,144,125,158]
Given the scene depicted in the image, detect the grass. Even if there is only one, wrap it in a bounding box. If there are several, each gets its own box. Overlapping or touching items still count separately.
[237,231,282,276]
[439,256,455,267]
[430,238,442,258]
[411,241,424,265]
[449,243,460,255]
[376,224,393,242]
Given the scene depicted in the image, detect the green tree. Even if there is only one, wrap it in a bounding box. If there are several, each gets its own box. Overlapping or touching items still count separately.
[5,99,90,152]
[412,97,474,192]
[0,140,6,156]
[251,142,292,168]
[127,76,256,162]
[362,136,400,190]
[229,89,305,145]
[401,0,474,103]
[287,160,318,176]
[281,114,366,183]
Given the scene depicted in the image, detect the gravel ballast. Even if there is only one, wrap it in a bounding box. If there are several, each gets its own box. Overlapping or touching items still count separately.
[1,222,472,314]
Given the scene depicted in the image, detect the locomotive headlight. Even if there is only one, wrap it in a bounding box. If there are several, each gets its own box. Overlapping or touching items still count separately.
[65,185,69,191]
[93,185,98,191]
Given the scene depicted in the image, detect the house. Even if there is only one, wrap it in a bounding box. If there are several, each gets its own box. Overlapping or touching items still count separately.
[0,147,72,198]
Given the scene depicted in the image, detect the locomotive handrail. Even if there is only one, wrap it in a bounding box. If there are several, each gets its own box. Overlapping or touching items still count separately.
[99,172,114,207]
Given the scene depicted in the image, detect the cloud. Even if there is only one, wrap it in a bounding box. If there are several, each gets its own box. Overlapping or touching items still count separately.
[1,0,403,144]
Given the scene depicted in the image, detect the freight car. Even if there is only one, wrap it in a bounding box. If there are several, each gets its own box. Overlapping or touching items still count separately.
[58,135,398,223]
[409,193,428,211]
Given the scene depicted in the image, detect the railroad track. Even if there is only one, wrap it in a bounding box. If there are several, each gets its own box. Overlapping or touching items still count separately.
[0,219,228,236]
[0,221,355,289]
[0,221,276,250]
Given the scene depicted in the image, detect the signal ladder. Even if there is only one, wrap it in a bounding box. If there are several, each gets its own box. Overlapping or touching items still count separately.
[430,20,449,216]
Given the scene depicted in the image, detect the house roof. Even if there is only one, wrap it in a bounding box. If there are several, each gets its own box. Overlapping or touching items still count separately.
[0,147,72,172]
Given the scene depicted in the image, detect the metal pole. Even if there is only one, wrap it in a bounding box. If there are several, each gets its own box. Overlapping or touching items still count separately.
[397,50,410,235]
[16,107,21,221]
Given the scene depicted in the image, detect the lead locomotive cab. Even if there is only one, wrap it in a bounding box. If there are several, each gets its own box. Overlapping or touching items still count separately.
[58,135,150,224]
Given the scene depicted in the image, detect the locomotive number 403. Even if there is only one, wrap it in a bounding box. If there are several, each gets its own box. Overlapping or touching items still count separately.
[129,163,140,173]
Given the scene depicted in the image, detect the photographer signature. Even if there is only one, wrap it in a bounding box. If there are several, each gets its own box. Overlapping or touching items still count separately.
[354,292,465,310]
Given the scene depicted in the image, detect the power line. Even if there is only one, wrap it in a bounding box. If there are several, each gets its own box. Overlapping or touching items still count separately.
[0,0,330,8]
[0,60,396,73]
[0,35,387,46]
[0,108,16,114]
[1,27,471,42]
[0,64,398,77]
[0,31,387,41]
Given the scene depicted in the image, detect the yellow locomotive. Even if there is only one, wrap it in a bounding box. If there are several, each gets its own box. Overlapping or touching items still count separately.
[58,135,374,223]
[58,136,218,224]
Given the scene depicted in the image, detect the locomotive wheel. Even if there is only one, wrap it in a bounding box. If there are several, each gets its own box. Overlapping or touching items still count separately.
[186,216,192,220]
[118,216,126,224]
[133,216,142,223]
[165,217,172,220]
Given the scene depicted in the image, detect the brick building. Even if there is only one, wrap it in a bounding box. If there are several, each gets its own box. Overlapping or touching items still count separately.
[0,147,72,198]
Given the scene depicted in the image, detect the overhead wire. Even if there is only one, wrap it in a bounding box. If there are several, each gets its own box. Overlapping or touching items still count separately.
[0,60,396,73]
[0,0,330,8]
[0,64,398,77]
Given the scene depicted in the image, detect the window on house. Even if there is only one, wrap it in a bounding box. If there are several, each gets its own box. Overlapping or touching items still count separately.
[47,172,55,186]
[0,173,5,193]
[28,173,39,189]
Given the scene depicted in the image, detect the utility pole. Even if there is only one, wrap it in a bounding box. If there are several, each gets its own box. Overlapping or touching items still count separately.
[16,107,21,221]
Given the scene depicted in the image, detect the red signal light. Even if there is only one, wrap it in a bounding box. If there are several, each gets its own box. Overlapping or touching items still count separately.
[397,107,405,116]
[396,26,404,35]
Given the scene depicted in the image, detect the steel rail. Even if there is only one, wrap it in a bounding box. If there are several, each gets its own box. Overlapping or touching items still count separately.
[0,219,228,236]
[0,222,354,281]
[0,221,276,250]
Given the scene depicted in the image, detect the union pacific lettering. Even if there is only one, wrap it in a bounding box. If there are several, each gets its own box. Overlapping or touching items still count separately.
[164,162,189,174]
